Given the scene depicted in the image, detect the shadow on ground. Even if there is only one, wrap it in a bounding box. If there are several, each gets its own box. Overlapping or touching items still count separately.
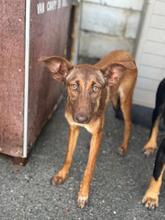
[0,100,165,220]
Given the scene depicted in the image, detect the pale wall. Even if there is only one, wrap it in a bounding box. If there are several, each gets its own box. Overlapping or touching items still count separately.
[79,0,144,59]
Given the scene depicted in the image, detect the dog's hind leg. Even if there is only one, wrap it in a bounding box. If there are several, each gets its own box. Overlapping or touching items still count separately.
[51,125,80,185]
[118,89,132,155]
[142,139,165,209]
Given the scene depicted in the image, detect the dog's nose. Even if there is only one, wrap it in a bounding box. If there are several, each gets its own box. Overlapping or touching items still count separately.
[74,113,89,123]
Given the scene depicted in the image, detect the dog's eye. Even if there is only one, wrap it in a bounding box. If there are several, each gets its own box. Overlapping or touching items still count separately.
[71,83,78,90]
[93,85,99,93]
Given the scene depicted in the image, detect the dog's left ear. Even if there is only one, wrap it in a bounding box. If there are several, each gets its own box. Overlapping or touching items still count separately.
[101,60,136,86]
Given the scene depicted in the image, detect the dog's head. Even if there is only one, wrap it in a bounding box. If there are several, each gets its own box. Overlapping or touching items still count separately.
[40,56,135,124]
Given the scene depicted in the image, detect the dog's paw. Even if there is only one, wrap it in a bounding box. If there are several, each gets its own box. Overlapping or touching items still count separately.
[143,141,157,157]
[142,192,159,209]
[143,148,156,157]
[118,145,127,156]
[51,174,65,185]
[77,192,89,208]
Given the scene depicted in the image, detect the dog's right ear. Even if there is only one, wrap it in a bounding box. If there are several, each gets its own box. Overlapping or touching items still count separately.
[39,56,73,82]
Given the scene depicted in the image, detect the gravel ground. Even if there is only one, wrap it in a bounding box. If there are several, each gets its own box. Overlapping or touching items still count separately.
[0,100,165,220]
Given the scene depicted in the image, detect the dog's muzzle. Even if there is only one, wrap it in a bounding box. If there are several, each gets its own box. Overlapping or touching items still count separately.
[74,113,90,124]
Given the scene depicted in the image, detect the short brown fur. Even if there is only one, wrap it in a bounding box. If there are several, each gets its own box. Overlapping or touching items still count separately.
[40,50,137,208]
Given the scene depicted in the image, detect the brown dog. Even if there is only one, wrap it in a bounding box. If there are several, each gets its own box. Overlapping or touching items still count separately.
[40,50,137,208]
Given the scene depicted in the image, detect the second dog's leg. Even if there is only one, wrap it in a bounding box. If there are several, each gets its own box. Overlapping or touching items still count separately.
[144,108,160,156]
[52,125,80,185]
[142,174,164,209]
[77,130,103,208]
[142,139,165,209]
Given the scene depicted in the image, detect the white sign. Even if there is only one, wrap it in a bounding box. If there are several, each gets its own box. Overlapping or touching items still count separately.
[37,2,45,15]
[47,0,58,11]
[37,0,61,15]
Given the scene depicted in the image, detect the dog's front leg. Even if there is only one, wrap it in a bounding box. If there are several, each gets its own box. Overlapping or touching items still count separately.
[77,129,103,208]
[52,125,80,185]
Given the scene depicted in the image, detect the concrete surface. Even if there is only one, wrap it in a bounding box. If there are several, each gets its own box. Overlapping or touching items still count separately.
[0,100,165,220]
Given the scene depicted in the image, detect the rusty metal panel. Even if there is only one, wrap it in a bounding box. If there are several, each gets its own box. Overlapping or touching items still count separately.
[0,1,25,157]
[28,1,72,150]
[0,0,72,158]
